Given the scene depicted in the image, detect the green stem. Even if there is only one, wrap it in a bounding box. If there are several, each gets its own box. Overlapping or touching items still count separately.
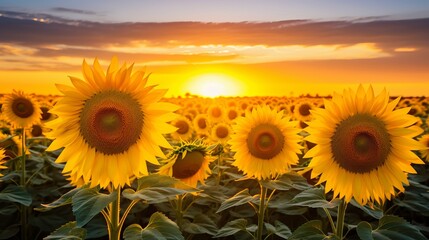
[323,208,336,234]
[256,182,267,240]
[108,187,121,240]
[20,130,27,240]
[119,199,139,230]
[216,153,222,185]
[176,194,184,230]
[335,199,347,239]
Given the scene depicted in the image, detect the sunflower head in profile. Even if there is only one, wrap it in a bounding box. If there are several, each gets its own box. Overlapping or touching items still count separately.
[1,90,42,129]
[170,115,194,141]
[158,139,214,187]
[418,134,429,162]
[305,85,425,206]
[46,57,178,189]
[229,105,302,180]
[0,148,6,176]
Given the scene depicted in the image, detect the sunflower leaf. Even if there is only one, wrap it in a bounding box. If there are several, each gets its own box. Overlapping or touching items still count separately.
[289,220,337,240]
[356,215,426,240]
[288,187,340,209]
[123,212,183,240]
[72,188,117,228]
[35,187,81,212]
[0,185,32,206]
[44,221,87,240]
[216,188,257,213]
[261,172,312,191]
[349,199,383,219]
[137,174,198,191]
[214,218,248,238]
[122,187,196,204]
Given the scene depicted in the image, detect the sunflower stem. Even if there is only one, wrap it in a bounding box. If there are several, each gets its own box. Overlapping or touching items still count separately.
[256,182,267,240]
[176,194,184,230]
[216,152,223,185]
[20,129,28,240]
[108,187,121,240]
[323,207,336,235]
[335,199,347,239]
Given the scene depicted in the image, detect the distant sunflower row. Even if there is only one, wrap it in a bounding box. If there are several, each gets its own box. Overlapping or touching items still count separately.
[1,57,428,207]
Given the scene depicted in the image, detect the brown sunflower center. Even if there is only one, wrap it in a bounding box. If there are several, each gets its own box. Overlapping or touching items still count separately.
[40,107,52,121]
[31,125,43,137]
[175,120,189,134]
[172,151,205,179]
[247,124,285,159]
[80,91,143,155]
[299,103,311,116]
[211,107,222,118]
[197,118,207,129]
[228,110,238,120]
[12,97,34,118]
[216,126,229,139]
[331,114,391,173]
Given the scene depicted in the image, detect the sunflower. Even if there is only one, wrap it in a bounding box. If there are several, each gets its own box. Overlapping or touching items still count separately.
[0,148,6,176]
[26,124,46,138]
[210,122,233,144]
[229,105,302,180]
[207,104,225,123]
[1,90,42,129]
[294,100,314,122]
[46,57,178,189]
[193,113,210,135]
[305,85,425,205]
[158,139,213,187]
[170,115,194,141]
[418,134,429,162]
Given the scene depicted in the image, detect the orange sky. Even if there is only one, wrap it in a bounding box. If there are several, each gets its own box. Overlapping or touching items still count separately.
[1,15,428,97]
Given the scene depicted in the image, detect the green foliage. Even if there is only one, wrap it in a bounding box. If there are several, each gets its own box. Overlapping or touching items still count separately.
[289,220,339,240]
[356,215,427,240]
[43,221,86,240]
[71,187,117,227]
[0,185,32,206]
[216,188,257,213]
[123,212,183,240]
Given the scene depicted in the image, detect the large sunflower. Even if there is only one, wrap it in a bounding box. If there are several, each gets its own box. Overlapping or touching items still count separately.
[1,90,42,129]
[46,57,178,188]
[305,85,425,205]
[158,139,213,187]
[229,105,302,180]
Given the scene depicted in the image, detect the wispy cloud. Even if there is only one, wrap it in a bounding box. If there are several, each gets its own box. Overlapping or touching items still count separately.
[0,11,428,71]
[50,7,97,15]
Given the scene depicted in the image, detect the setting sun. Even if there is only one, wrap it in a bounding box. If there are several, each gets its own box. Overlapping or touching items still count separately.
[185,73,243,97]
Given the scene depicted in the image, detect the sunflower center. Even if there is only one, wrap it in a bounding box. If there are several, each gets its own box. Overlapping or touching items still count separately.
[211,107,222,118]
[216,126,229,139]
[228,110,238,120]
[299,104,311,116]
[247,124,285,159]
[197,118,207,129]
[175,120,189,134]
[331,114,391,173]
[172,151,205,179]
[80,91,143,155]
[31,125,43,137]
[41,107,52,121]
[12,98,34,118]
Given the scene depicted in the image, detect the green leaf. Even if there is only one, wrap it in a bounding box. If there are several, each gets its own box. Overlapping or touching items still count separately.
[123,212,183,240]
[261,172,312,191]
[72,188,117,228]
[216,189,257,213]
[269,221,292,239]
[289,220,336,240]
[214,218,248,238]
[35,187,80,212]
[289,187,340,209]
[349,199,383,219]
[122,187,196,204]
[356,215,426,240]
[0,224,19,239]
[183,214,218,235]
[0,185,32,206]
[43,221,86,240]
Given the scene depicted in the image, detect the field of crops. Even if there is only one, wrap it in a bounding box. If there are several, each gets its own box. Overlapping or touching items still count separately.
[0,59,428,240]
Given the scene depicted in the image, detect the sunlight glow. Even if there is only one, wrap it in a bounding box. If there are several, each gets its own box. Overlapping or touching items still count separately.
[185,74,242,97]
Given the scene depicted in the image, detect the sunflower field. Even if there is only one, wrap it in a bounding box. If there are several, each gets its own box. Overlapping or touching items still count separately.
[1,58,428,240]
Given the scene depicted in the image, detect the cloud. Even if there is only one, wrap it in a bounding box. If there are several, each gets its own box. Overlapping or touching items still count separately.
[0,11,428,71]
[50,7,97,15]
